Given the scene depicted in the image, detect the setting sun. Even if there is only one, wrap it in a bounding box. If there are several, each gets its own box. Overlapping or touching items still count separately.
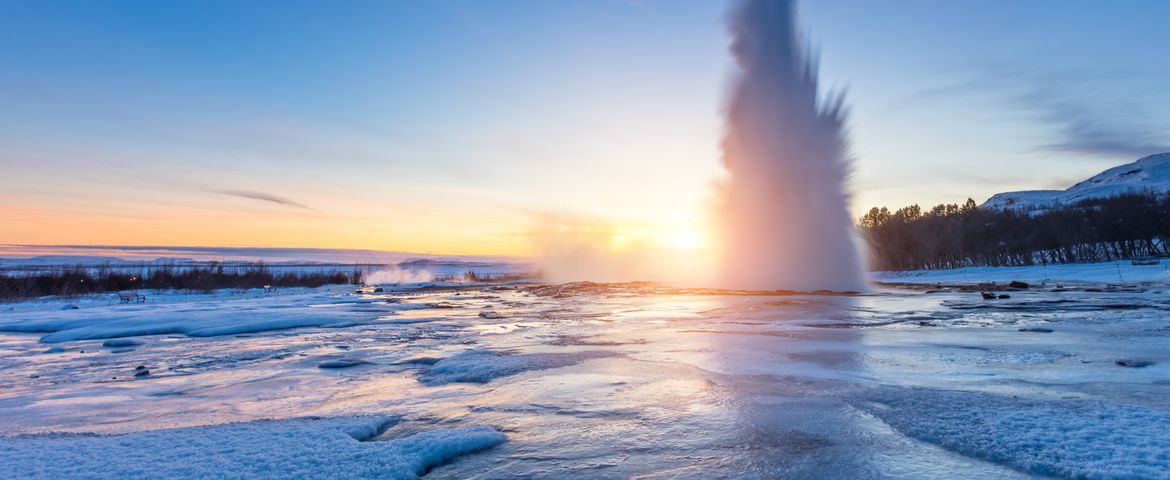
[659,227,704,251]
[2,0,1168,478]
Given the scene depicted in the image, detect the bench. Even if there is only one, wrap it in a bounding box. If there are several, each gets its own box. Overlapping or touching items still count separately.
[118,293,147,304]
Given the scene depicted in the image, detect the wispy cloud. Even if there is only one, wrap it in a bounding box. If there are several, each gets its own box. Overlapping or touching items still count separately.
[902,64,1170,160]
[1025,92,1170,158]
[211,189,315,211]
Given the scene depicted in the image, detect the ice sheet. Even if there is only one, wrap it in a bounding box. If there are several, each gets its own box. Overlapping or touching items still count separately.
[1,279,1168,478]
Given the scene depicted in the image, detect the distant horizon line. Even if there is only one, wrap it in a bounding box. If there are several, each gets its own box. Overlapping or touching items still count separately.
[0,244,530,263]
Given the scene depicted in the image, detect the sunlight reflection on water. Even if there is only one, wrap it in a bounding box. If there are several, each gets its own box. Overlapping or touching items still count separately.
[2,282,1168,477]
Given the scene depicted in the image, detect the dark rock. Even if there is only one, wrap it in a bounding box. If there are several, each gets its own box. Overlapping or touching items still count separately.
[1116,359,1154,368]
[1018,327,1054,333]
[134,369,150,377]
[980,292,997,300]
[997,294,1011,299]
[1008,281,1030,289]
[135,365,148,371]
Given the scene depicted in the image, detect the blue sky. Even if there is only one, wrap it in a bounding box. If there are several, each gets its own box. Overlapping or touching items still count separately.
[2,0,1168,254]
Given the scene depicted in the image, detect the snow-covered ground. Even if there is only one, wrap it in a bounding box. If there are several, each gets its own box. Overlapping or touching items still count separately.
[0,416,504,480]
[874,259,1170,285]
[1,275,1169,478]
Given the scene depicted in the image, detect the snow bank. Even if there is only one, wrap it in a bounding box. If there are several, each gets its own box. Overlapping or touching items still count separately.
[0,416,505,479]
[419,350,617,385]
[0,292,424,343]
[874,260,1170,285]
[858,388,1170,479]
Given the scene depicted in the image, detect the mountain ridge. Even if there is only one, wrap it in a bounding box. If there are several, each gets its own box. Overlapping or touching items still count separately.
[982,152,1170,211]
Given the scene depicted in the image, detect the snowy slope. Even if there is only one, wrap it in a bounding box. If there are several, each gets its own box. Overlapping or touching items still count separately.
[982,152,1170,211]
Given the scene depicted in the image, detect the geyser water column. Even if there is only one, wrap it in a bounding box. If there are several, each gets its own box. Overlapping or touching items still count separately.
[718,0,865,292]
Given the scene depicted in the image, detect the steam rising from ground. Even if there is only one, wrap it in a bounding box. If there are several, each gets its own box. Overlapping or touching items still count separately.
[532,214,716,285]
[365,267,435,284]
[717,0,865,291]
[534,0,865,291]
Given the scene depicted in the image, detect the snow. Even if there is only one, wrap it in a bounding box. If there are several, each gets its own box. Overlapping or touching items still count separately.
[0,416,506,479]
[0,288,429,343]
[874,260,1170,285]
[1,279,1169,477]
[983,152,1170,211]
[418,350,618,385]
[859,388,1170,479]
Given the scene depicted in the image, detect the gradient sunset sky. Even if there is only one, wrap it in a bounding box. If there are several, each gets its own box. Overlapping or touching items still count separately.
[2,0,1168,256]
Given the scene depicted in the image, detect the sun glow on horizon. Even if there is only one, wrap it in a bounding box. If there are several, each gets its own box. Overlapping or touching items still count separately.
[659,227,704,252]
[603,219,713,253]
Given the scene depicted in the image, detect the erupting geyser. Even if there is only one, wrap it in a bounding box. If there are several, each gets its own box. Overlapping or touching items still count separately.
[718,0,866,292]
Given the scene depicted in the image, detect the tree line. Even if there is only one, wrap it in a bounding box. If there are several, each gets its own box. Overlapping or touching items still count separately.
[0,263,360,300]
[858,193,1170,271]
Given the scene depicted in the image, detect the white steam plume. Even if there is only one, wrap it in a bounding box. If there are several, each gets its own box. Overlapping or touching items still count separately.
[365,267,435,284]
[718,0,866,291]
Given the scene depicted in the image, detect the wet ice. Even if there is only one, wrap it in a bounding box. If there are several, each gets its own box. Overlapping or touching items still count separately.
[0,282,1168,478]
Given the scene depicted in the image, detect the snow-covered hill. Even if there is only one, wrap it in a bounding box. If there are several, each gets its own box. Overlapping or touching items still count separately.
[982,152,1170,211]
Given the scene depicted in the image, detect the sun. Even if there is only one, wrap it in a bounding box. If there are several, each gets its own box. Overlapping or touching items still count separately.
[660,228,703,251]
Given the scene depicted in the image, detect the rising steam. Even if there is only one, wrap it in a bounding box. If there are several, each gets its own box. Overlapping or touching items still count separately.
[533,0,865,290]
[718,0,865,291]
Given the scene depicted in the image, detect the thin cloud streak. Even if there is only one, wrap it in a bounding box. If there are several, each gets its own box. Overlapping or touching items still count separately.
[900,65,1170,160]
[211,189,316,211]
[1030,97,1170,158]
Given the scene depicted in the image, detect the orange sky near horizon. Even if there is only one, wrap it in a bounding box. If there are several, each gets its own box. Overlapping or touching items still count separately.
[4,1,1167,260]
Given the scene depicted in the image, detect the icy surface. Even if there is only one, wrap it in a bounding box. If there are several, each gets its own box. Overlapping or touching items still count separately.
[0,416,505,479]
[0,287,415,342]
[875,260,1170,285]
[2,275,1169,478]
[859,388,1170,479]
[419,350,618,385]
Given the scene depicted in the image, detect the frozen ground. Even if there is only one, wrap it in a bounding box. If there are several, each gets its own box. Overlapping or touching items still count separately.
[874,259,1170,285]
[1,276,1169,478]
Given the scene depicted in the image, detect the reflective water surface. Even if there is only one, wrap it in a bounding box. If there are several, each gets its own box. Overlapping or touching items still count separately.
[2,283,1168,478]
